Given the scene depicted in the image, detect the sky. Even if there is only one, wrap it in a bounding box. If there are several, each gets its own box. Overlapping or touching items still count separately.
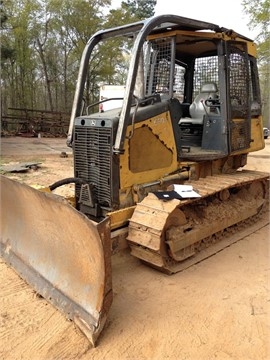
[155,0,256,39]
[111,0,257,40]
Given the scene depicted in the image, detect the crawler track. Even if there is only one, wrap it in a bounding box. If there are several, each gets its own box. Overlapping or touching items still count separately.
[127,170,269,273]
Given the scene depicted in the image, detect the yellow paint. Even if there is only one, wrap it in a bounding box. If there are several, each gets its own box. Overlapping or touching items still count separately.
[108,206,136,230]
[120,110,177,189]
[31,185,51,192]
[147,30,256,57]
[32,185,76,207]
[147,30,223,41]
[233,116,265,155]
[246,42,257,57]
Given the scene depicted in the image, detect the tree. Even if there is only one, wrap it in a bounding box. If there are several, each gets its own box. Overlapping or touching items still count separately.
[0,0,157,117]
[1,0,112,114]
[242,0,270,126]
[1,1,39,110]
[121,0,157,20]
[101,0,157,89]
[106,0,156,27]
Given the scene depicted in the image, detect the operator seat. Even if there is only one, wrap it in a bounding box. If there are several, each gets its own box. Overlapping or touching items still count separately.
[179,82,219,125]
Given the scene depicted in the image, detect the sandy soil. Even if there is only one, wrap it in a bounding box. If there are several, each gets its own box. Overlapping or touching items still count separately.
[0,136,269,360]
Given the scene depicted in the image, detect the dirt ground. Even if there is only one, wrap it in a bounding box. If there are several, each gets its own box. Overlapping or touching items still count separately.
[0,136,269,360]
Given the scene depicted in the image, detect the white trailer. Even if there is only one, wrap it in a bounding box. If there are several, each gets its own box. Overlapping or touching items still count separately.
[99,85,125,112]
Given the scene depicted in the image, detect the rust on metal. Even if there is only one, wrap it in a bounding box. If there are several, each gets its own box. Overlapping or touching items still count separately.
[0,175,112,346]
[127,170,269,273]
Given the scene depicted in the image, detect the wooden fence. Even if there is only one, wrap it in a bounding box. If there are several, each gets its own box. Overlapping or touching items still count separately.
[1,108,70,137]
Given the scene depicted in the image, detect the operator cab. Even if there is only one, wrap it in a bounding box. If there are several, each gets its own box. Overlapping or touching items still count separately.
[142,30,261,161]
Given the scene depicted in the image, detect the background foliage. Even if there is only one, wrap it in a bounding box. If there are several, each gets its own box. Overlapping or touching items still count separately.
[1,0,269,126]
[0,0,156,114]
[242,0,270,126]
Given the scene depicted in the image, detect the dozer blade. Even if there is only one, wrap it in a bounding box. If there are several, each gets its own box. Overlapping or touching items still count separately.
[0,175,112,346]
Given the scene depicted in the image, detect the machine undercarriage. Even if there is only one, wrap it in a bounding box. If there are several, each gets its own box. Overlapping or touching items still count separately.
[127,171,269,273]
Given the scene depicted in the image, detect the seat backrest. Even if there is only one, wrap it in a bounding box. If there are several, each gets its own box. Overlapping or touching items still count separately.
[189,82,218,120]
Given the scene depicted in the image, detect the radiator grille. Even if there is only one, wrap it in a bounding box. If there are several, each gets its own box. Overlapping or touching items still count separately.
[74,125,112,207]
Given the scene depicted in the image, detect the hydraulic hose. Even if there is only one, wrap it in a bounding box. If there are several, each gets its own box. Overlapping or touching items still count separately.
[49,177,86,191]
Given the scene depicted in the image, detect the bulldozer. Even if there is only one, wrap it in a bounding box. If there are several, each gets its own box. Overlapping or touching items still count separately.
[1,15,269,346]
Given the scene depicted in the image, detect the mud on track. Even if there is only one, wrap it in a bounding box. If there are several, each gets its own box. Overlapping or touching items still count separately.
[0,137,269,360]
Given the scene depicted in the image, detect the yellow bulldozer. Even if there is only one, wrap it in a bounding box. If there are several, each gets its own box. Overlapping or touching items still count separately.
[1,15,269,346]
